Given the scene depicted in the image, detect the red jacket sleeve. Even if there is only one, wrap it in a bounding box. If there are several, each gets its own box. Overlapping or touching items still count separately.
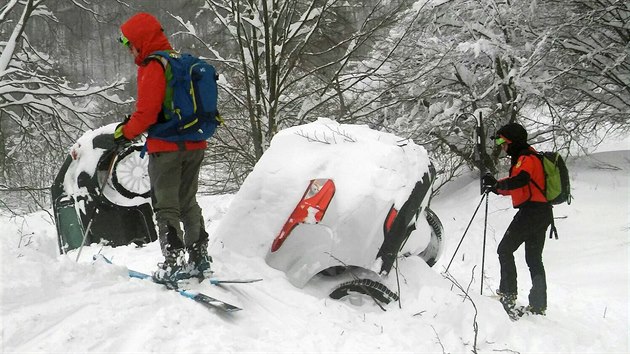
[122,60,166,139]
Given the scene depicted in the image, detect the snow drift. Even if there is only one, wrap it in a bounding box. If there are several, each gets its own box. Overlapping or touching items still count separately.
[1,128,628,353]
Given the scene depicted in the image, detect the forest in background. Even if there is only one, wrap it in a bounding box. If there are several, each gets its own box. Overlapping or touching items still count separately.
[1,0,628,213]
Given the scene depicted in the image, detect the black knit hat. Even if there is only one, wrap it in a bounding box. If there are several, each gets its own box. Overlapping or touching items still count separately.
[494,123,527,144]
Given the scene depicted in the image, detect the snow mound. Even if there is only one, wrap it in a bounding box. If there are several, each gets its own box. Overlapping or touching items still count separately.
[214,118,431,258]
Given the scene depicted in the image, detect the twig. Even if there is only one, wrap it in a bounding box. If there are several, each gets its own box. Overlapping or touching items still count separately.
[444,267,480,354]
[296,130,331,144]
[295,125,357,145]
[18,232,34,248]
[492,349,520,353]
[324,124,356,142]
[431,325,447,354]
[395,257,402,309]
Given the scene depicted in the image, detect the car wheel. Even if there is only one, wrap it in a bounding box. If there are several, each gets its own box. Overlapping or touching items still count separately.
[418,207,444,267]
[329,279,399,304]
[111,146,150,199]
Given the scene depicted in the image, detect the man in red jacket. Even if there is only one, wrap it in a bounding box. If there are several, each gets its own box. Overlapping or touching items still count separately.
[114,13,211,283]
[483,123,553,318]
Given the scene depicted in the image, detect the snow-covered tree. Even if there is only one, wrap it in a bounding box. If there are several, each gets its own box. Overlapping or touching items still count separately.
[362,0,628,180]
[0,0,126,211]
[357,0,541,175]
[168,0,413,187]
[536,0,629,151]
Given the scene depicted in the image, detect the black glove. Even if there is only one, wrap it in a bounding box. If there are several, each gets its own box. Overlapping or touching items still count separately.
[482,174,497,193]
[113,122,131,147]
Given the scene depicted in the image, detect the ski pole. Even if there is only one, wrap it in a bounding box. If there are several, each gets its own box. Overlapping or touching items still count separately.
[480,189,489,295]
[444,191,487,273]
[75,148,121,262]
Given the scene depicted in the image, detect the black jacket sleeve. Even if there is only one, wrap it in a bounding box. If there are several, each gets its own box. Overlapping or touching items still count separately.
[496,170,531,190]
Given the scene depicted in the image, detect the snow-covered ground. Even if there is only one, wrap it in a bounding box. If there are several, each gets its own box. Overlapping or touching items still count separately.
[1,138,628,352]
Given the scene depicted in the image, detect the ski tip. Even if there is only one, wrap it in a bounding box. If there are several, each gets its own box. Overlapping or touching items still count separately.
[208,278,263,285]
[93,254,112,264]
[224,307,243,312]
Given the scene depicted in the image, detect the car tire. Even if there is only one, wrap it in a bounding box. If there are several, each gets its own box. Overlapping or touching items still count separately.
[329,279,399,304]
[418,207,444,267]
[111,146,151,200]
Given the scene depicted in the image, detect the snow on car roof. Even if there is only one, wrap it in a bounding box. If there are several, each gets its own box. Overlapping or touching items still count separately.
[215,118,432,258]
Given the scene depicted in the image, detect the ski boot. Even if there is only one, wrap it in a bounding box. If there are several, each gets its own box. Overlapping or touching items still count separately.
[188,240,213,280]
[152,249,192,287]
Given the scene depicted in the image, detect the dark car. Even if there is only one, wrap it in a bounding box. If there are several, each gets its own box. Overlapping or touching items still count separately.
[52,124,156,255]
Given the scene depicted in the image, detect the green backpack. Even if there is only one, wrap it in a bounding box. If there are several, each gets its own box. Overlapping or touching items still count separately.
[534,152,572,205]
[530,151,571,240]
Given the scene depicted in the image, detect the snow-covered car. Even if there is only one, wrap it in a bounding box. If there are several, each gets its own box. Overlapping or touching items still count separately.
[215,118,444,303]
[52,123,156,254]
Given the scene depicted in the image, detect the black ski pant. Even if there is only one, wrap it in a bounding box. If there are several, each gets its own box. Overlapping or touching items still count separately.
[497,205,553,310]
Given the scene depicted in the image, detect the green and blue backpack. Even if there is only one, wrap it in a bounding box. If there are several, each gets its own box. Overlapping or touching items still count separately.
[146,51,222,142]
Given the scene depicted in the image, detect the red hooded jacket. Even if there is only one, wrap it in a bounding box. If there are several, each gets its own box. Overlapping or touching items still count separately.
[120,13,207,153]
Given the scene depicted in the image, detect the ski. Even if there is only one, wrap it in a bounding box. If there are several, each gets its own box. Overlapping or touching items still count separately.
[208,278,263,285]
[126,268,242,312]
[96,255,242,312]
[175,276,263,289]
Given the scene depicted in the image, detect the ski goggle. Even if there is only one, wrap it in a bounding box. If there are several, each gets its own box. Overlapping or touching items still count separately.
[495,136,511,146]
[118,34,131,48]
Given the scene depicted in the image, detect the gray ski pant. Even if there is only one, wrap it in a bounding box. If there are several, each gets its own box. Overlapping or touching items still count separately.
[148,149,205,256]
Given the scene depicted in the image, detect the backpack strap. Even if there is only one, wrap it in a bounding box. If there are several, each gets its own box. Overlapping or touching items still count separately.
[526,153,559,239]
[530,153,545,196]
[532,152,559,239]
[548,208,559,239]
[142,50,173,69]
[138,51,173,158]
[521,152,548,204]
[152,55,169,69]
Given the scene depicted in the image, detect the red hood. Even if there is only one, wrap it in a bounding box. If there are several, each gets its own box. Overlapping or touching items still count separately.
[120,13,172,66]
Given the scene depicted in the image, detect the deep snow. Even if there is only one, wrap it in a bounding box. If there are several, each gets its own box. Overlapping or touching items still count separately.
[1,137,628,353]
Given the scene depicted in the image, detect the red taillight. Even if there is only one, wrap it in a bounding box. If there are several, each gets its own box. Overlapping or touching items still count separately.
[271,179,335,252]
[384,205,398,234]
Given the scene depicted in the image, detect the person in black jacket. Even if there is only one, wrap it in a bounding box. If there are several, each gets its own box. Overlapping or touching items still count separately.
[483,123,553,317]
